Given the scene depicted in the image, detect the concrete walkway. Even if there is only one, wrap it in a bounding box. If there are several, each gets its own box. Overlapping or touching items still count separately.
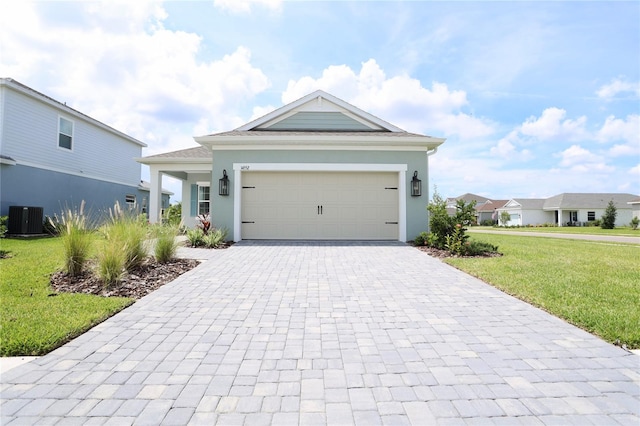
[1,241,638,425]
[469,229,640,245]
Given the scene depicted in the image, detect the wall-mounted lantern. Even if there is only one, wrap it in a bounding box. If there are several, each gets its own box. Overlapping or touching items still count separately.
[411,171,422,197]
[219,169,229,196]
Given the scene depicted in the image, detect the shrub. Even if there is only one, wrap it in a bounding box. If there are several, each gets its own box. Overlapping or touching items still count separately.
[444,224,469,256]
[465,240,499,256]
[413,231,429,246]
[96,241,125,287]
[154,225,179,263]
[203,227,228,248]
[427,188,476,249]
[480,219,494,227]
[0,216,7,238]
[631,217,639,230]
[163,203,182,226]
[51,202,92,277]
[601,200,617,229]
[186,228,205,247]
[499,211,510,227]
[103,201,148,271]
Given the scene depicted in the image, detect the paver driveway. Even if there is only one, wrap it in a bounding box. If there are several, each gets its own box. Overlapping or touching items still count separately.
[1,241,638,425]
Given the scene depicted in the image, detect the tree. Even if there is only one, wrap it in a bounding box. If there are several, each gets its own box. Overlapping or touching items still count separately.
[500,211,511,227]
[163,202,182,226]
[427,187,476,249]
[601,200,617,229]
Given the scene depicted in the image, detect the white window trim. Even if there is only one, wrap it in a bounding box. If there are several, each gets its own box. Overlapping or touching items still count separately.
[57,116,74,151]
[232,163,408,242]
[198,183,211,216]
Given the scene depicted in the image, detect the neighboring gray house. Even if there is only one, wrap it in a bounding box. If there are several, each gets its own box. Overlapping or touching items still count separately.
[139,90,446,241]
[0,78,169,222]
[630,198,640,221]
[543,193,637,227]
[495,199,550,226]
[445,193,490,217]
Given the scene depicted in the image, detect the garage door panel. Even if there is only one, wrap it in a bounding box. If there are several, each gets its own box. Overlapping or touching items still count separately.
[241,171,399,240]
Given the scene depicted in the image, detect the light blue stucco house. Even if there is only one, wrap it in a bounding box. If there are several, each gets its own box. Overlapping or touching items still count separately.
[139,90,445,241]
[0,78,171,225]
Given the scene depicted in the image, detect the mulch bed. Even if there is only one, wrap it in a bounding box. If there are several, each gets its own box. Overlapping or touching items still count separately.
[50,258,200,299]
[414,245,503,258]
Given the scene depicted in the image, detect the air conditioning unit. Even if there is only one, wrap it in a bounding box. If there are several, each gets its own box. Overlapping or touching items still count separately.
[8,206,44,235]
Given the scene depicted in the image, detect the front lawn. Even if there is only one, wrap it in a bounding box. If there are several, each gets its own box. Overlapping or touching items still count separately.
[0,237,133,356]
[472,226,637,236]
[445,233,640,349]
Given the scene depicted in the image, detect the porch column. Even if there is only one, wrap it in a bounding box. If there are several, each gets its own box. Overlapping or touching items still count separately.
[557,210,563,227]
[149,166,163,223]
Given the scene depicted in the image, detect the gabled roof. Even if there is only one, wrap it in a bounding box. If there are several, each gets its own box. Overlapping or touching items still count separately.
[194,90,445,151]
[138,180,174,196]
[476,200,509,212]
[0,78,147,148]
[543,193,639,210]
[500,199,547,210]
[236,90,404,133]
[446,193,491,205]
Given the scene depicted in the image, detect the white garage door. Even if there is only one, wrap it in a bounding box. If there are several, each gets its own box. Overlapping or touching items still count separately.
[241,171,399,240]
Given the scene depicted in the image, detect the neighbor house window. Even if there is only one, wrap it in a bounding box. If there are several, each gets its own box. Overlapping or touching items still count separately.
[587,211,596,221]
[198,185,210,215]
[125,194,136,207]
[58,117,73,150]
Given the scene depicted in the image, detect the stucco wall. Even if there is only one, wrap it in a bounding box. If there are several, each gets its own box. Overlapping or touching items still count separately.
[208,150,431,241]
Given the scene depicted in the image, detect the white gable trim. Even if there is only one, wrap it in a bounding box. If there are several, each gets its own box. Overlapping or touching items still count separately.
[236,90,404,132]
[232,163,408,242]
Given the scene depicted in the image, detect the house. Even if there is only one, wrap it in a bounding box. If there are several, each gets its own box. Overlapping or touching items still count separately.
[139,90,446,241]
[495,199,550,226]
[476,199,509,224]
[543,193,638,227]
[0,78,170,224]
[630,198,640,220]
[445,193,490,217]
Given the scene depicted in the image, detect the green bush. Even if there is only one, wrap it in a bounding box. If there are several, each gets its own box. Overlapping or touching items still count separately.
[464,240,499,256]
[203,227,228,248]
[413,231,429,246]
[480,219,494,227]
[103,202,148,271]
[50,202,93,277]
[427,188,475,249]
[445,224,470,256]
[163,203,182,226]
[186,228,205,247]
[154,225,179,263]
[0,216,7,238]
[97,241,125,287]
[630,217,639,230]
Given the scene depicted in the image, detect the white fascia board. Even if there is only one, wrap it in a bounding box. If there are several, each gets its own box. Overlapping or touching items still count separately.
[196,135,446,151]
[136,157,212,166]
[232,163,408,172]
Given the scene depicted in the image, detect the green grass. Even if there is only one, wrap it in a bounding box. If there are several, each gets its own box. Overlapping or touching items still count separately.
[445,233,640,348]
[473,226,638,236]
[0,237,133,356]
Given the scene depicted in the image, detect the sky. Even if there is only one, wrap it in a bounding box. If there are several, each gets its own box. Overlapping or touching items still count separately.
[1,0,639,203]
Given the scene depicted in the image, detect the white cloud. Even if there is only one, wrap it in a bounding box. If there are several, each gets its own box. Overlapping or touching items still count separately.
[596,78,640,100]
[0,2,271,156]
[520,107,588,141]
[597,114,640,145]
[282,59,495,138]
[557,144,613,173]
[213,0,282,14]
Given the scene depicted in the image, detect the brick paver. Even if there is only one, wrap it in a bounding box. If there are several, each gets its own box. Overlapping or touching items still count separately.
[1,241,638,424]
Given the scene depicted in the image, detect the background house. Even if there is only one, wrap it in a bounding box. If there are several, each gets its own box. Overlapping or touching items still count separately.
[630,198,640,220]
[139,90,446,242]
[543,193,637,227]
[445,193,490,217]
[495,199,550,226]
[476,199,509,224]
[0,78,169,226]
